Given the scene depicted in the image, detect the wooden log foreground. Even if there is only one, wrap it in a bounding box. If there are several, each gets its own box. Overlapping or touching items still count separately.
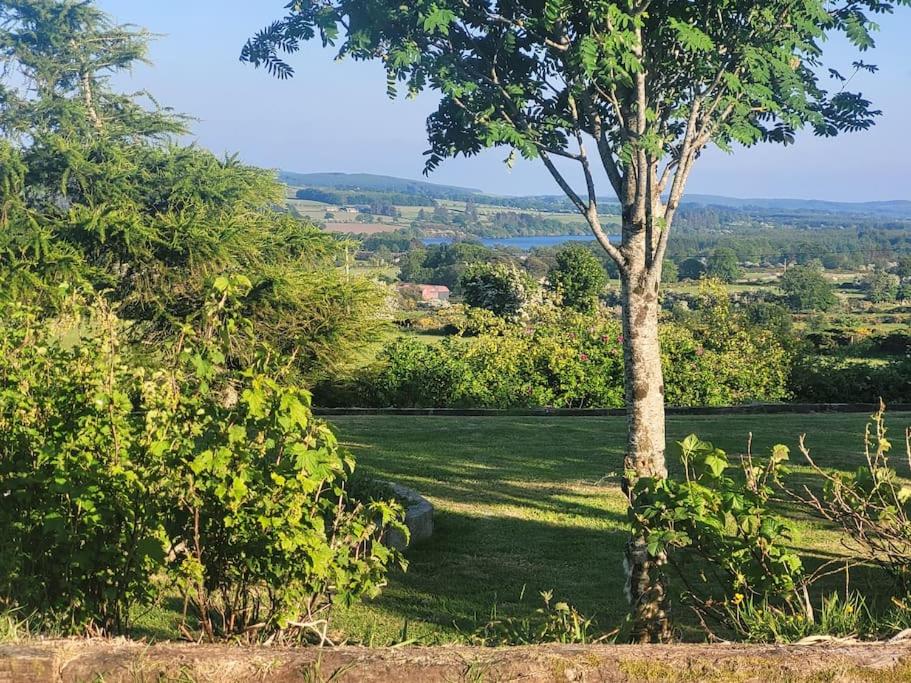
[3,640,911,682]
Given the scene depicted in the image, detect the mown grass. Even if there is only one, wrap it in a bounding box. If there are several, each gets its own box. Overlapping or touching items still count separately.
[129,411,911,644]
[321,411,911,644]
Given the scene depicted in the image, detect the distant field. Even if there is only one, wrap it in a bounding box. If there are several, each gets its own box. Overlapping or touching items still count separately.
[285,191,622,237]
[325,222,402,234]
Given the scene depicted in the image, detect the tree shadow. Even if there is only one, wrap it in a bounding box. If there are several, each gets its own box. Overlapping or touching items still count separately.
[334,414,911,642]
[366,510,632,636]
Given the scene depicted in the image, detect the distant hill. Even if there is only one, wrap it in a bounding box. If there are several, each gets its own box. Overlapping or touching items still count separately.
[279,171,482,199]
[680,194,911,218]
[282,170,911,218]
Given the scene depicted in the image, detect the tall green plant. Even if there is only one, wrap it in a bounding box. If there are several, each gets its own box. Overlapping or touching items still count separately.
[0,282,406,638]
[166,276,407,642]
[630,435,803,638]
[0,291,172,633]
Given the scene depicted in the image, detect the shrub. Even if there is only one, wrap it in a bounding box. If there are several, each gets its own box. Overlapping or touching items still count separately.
[461,262,536,319]
[0,280,406,639]
[795,405,911,590]
[355,290,791,409]
[0,292,173,634]
[662,282,792,406]
[790,356,911,403]
[364,336,469,408]
[546,244,608,312]
[632,435,803,598]
[363,302,626,408]
[779,264,837,312]
[630,435,805,639]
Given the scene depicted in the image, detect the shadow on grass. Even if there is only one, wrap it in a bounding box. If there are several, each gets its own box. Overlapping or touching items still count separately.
[360,510,631,637]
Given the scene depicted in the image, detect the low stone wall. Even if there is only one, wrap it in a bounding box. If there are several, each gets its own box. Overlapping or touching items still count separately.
[3,640,911,682]
[384,482,434,551]
[316,403,911,417]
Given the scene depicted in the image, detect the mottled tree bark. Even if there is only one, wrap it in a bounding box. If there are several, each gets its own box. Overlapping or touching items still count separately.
[621,261,670,643]
[618,219,671,643]
[539,76,700,642]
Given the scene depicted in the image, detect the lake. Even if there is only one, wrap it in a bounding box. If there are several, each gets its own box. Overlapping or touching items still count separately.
[422,234,619,250]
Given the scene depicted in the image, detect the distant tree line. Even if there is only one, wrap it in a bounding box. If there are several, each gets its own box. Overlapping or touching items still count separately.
[296,187,435,207]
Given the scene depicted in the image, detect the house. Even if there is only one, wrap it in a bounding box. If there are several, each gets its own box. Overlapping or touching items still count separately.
[397,283,451,304]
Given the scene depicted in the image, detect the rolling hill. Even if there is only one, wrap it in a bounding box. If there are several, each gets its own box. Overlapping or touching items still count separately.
[279,171,482,199]
[281,170,911,219]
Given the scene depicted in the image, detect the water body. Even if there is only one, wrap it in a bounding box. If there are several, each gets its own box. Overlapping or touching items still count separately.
[422,234,619,250]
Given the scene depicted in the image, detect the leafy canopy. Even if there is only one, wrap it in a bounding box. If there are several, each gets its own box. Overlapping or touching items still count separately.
[779,262,837,311]
[243,0,905,271]
[547,243,608,312]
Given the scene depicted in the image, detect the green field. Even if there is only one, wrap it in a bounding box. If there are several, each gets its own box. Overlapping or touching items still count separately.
[286,190,624,236]
[223,411,911,645]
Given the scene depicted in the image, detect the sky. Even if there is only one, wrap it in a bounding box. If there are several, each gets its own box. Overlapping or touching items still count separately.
[96,1,911,201]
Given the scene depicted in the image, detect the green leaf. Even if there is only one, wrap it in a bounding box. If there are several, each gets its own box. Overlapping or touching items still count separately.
[668,18,714,52]
[422,6,456,35]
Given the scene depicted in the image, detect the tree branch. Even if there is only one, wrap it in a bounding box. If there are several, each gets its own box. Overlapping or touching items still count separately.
[539,149,626,270]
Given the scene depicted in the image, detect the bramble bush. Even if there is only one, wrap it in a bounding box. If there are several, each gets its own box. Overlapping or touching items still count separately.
[795,404,911,590]
[0,280,406,639]
[165,276,407,642]
[629,435,805,639]
[0,291,173,634]
[347,286,791,409]
[632,410,911,642]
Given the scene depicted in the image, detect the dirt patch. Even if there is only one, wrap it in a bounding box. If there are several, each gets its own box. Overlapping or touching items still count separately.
[4,640,911,682]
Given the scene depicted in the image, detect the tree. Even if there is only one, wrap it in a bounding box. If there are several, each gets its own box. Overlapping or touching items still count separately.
[432,205,452,224]
[893,255,911,281]
[661,260,679,284]
[244,0,906,641]
[862,269,900,304]
[465,198,480,223]
[461,262,535,318]
[547,243,607,312]
[678,258,707,281]
[780,264,837,312]
[0,1,387,381]
[706,248,742,283]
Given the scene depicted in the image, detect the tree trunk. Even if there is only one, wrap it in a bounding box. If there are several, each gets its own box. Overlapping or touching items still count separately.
[620,255,671,643]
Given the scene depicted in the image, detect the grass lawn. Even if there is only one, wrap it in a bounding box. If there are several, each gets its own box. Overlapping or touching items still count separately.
[320,412,911,645]
[130,411,911,644]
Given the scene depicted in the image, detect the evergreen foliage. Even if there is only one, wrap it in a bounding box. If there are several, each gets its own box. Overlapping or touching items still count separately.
[0,0,387,380]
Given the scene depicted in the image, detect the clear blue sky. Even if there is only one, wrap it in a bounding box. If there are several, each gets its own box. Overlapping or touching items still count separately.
[98,1,911,201]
